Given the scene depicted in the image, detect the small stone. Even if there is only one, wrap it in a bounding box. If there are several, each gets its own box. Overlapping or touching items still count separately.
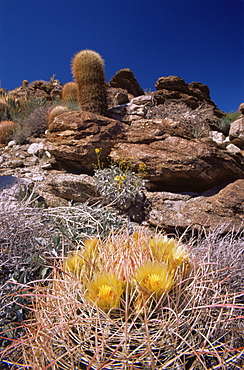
[8,140,17,147]
[226,143,242,154]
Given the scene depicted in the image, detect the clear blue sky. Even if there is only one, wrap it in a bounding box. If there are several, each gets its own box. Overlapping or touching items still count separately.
[0,0,243,112]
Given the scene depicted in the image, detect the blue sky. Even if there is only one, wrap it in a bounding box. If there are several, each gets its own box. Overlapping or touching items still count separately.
[0,0,243,112]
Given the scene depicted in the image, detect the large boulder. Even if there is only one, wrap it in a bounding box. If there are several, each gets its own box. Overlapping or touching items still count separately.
[109,68,144,97]
[146,179,244,233]
[109,135,244,192]
[46,111,126,173]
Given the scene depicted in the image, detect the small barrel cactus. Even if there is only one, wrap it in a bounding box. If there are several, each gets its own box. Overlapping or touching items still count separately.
[61,82,78,102]
[47,105,69,127]
[0,120,19,144]
[71,49,108,116]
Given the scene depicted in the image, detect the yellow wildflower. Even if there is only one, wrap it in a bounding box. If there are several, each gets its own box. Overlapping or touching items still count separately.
[85,273,124,312]
[95,148,101,154]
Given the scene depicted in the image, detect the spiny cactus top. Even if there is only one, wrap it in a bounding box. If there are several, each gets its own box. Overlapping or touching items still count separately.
[71,49,108,116]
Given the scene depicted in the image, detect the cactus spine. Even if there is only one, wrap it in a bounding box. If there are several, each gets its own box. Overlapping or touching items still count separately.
[71,49,108,116]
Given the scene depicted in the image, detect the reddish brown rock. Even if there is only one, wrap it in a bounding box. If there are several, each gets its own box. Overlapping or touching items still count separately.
[154,76,224,117]
[109,68,144,97]
[109,136,244,192]
[46,111,125,173]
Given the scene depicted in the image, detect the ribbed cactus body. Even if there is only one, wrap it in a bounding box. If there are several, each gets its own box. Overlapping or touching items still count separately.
[61,82,78,102]
[71,50,108,116]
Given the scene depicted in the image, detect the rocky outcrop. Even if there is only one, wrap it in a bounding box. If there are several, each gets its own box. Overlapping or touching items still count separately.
[109,68,144,97]
[147,179,244,233]
[153,76,224,117]
[6,77,62,106]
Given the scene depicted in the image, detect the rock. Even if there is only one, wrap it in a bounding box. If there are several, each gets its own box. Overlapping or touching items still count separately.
[153,76,224,117]
[27,142,45,156]
[155,76,191,95]
[0,175,31,209]
[46,111,126,173]
[238,103,244,115]
[42,172,97,204]
[146,179,244,233]
[209,131,226,144]
[229,116,244,149]
[7,77,63,107]
[108,95,156,122]
[109,68,144,97]
[226,143,242,154]
[107,86,132,109]
[109,136,244,192]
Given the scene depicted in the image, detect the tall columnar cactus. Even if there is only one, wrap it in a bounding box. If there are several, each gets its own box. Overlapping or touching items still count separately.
[71,49,108,116]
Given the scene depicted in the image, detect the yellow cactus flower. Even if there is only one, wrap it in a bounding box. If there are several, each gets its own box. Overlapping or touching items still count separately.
[85,273,124,312]
[64,251,84,277]
[168,243,189,270]
[134,261,175,299]
[83,238,99,261]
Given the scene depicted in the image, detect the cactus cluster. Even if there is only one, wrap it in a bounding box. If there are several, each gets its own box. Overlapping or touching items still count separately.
[71,49,108,115]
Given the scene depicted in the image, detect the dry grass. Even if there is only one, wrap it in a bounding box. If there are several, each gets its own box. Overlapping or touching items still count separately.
[1,228,243,370]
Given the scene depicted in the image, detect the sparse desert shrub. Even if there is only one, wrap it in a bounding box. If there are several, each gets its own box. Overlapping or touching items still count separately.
[1,228,243,369]
[61,81,78,102]
[94,155,146,210]
[71,49,108,115]
[0,120,19,144]
[7,96,47,124]
[147,101,216,137]
[12,105,49,144]
[47,105,69,127]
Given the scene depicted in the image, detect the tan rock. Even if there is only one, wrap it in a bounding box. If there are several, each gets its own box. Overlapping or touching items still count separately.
[229,116,244,149]
[42,172,97,204]
[146,179,244,233]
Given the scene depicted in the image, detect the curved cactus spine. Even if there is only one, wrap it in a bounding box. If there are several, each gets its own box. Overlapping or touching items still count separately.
[71,49,108,116]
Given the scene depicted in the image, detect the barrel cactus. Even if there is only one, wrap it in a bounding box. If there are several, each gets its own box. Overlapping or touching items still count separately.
[71,49,108,116]
[61,82,78,102]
